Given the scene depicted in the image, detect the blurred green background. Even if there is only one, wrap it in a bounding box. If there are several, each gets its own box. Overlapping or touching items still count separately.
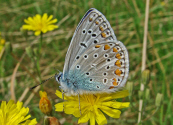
[0,0,173,125]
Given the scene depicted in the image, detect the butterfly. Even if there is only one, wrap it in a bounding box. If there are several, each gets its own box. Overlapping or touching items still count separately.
[55,8,129,95]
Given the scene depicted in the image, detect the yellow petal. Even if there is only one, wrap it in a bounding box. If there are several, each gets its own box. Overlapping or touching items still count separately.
[47,19,57,24]
[55,102,63,112]
[95,108,107,125]
[6,100,14,108]
[111,102,130,109]
[64,107,77,114]
[47,15,53,22]
[99,90,129,102]
[42,13,48,22]
[41,29,48,33]
[1,101,7,112]
[89,112,95,125]
[16,102,23,111]
[78,110,89,124]
[101,101,130,109]
[73,109,81,117]
[100,106,121,118]
[27,17,35,24]
[55,90,69,100]
[34,31,41,36]
[55,90,63,99]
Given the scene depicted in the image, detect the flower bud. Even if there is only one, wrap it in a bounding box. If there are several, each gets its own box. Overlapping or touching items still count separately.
[126,82,133,97]
[155,93,163,107]
[141,69,150,85]
[44,116,61,125]
[145,89,150,101]
[39,91,52,116]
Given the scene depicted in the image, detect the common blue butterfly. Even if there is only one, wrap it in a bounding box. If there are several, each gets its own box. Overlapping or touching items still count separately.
[55,8,129,95]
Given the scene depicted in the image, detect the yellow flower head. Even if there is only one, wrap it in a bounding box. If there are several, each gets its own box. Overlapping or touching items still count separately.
[55,90,130,125]
[22,13,58,36]
[39,91,52,116]
[0,100,37,125]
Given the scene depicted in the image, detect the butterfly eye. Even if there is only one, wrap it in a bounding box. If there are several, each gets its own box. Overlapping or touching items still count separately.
[56,74,61,82]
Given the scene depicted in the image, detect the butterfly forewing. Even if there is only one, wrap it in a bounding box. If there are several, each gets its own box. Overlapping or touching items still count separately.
[63,8,117,76]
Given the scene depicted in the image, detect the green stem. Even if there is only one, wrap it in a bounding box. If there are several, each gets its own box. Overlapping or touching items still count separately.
[39,32,43,55]
[35,32,43,82]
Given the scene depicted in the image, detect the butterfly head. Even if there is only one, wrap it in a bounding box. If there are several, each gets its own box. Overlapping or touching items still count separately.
[55,72,63,83]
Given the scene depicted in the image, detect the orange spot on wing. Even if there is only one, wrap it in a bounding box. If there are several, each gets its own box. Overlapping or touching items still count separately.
[115,69,122,76]
[104,44,110,50]
[95,21,99,25]
[95,45,101,48]
[113,48,118,52]
[109,86,114,89]
[99,26,104,31]
[116,53,121,59]
[115,60,121,67]
[101,32,106,38]
[112,78,118,86]
[89,18,92,22]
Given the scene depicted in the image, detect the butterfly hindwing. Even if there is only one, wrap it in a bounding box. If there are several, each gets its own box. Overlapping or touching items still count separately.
[69,41,129,93]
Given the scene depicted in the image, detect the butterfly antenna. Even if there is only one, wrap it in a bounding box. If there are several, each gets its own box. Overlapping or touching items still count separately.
[53,67,61,73]
[30,73,57,90]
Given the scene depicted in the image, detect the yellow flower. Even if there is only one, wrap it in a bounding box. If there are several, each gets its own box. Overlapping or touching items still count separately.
[22,13,58,36]
[0,100,37,125]
[39,91,52,116]
[55,90,130,125]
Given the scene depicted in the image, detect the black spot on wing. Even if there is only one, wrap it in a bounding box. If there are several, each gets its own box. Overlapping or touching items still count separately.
[80,43,87,48]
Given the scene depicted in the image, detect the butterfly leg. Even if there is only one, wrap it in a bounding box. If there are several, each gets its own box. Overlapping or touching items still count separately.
[78,93,82,115]
[59,86,65,111]
[62,91,65,111]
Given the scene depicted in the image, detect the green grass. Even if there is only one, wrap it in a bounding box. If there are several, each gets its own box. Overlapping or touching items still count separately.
[0,0,173,124]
